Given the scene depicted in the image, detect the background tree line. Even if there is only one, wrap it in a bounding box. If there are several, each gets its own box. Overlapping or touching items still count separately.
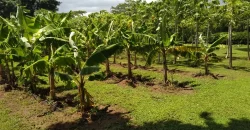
[111,0,249,45]
[0,0,60,17]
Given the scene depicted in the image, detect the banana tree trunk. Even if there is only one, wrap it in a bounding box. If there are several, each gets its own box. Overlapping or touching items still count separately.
[247,19,250,60]
[49,67,56,100]
[134,52,137,66]
[4,57,11,85]
[10,60,15,87]
[127,48,132,80]
[0,64,3,83]
[204,56,209,75]
[105,59,111,77]
[158,52,161,63]
[78,75,85,111]
[229,22,233,68]
[113,53,116,64]
[162,48,168,84]
[30,75,37,93]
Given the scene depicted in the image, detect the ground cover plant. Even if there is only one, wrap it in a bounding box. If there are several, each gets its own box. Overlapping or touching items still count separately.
[0,0,250,130]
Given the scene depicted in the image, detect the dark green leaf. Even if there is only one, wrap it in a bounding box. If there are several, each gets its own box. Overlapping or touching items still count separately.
[85,44,120,66]
[80,66,100,75]
[53,56,75,67]
[55,72,73,81]
[145,49,158,67]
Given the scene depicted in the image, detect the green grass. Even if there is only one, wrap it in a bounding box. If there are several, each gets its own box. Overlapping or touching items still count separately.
[86,45,250,129]
[0,100,28,130]
[1,45,250,129]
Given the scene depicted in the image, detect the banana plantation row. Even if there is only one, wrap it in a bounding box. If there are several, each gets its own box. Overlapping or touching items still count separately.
[0,0,249,111]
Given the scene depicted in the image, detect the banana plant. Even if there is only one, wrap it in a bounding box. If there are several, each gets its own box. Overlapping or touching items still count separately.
[68,15,99,59]
[19,45,44,92]
[119,14,156,80]
[0,9,32,87]
[2,5,50,92]
[0,22,10,84]
[93,12,118,77]
[22,44,75,98]
[198,35,227,75]
[14,7,77,99]
[32,11,72,99]
[120,23,134,79]
[68,32,120,111]
[0,30,18,87]
[145,15,176,85]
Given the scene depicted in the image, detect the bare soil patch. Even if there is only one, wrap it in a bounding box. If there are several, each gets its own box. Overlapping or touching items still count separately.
[43,104,132,130]
[105,72,155,88]
[104,71,197,94]
[149,80,198,95]
[0,90,132,130]
[114,63,186,74]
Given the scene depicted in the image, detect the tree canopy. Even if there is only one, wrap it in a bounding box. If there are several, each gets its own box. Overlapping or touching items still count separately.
[0,0,61,17]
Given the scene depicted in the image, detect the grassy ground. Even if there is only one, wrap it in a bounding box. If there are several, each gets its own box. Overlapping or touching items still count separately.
[0,99,27,130]
[0,45,250,130]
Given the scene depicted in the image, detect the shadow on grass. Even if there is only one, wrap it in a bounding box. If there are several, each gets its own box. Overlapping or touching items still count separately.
[232,57,248,60]
[167,80,200,89]
[138,112,250,130]
[168,60,218,68]
[211,64,250,72]
[168,60,198,68]
[56,93,78,107]
[46,111,250,130]
[47,107,131,130]
[56,85,77,93]
[231,66,250,72]
[34,87,50,100]
[236,48,249,52]
[175,81,200,88]
[34,85,77,100]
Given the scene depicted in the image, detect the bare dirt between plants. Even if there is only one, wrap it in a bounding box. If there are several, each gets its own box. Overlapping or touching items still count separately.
[0,90,132,130]
[47,105,131,130]
[115,63,186,74]
[150,85,194,95]
[112,63,226,80]
[104,71,197,95]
